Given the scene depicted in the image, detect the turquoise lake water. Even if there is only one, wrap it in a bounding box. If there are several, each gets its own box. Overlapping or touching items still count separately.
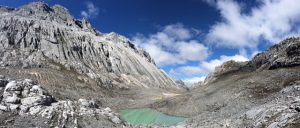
[119,108,186,126]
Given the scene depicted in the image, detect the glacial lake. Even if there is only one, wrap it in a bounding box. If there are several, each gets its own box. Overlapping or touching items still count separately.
[119,108,186,126]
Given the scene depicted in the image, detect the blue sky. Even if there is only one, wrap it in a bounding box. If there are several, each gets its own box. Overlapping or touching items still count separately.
[1,0,300,84]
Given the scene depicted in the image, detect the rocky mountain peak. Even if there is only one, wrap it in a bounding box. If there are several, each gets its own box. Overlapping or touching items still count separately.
[16,2,53,15]
[13,2,73,24]
[248,37,300,70]
[203,37,300,85]
[0,2,178,89]
[203,60,247,85]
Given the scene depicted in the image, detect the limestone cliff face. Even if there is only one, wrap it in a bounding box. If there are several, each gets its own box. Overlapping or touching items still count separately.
[0,2,177,89]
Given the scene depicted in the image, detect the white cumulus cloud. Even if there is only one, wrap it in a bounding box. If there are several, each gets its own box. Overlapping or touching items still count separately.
[80,1,99,19]
[132,23,209,66]
[206,0,300,49]
[182,76,206,86]
[174,66,205,75]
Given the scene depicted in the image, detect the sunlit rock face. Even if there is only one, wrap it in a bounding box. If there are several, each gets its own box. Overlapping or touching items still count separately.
[0,2,178,89]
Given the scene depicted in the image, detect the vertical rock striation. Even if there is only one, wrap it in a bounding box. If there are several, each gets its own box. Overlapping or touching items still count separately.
[0,2,178,89]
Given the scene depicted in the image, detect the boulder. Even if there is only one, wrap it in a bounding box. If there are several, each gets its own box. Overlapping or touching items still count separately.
[0,78,123,127]
[29,85,47,96]
[21,88,30,97]
[19,105,29,113]
[4,81,22,92]
[0,104,8,111]
[9,104,19,111]
[104,107,112,112]
[111,116,122,124]
[78,99,90,108]
[23,79,34,87]
[1,78,53,107]
[21,96,44,106]
[3,94,20,104]
[78,98,97,108]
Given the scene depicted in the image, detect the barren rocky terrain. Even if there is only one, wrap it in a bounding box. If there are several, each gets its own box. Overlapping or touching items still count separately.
[1,2,300,128]
[156,37,300,127]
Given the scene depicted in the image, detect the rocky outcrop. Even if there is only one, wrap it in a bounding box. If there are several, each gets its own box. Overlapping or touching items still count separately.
[0,2,178,89]
[231,81,300,128]
[3,79,53,107]
[202,37,300,86]
[0,76,122,127]
[202,37,300,85]
[203,60,247,85]
[248,37,300,70]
